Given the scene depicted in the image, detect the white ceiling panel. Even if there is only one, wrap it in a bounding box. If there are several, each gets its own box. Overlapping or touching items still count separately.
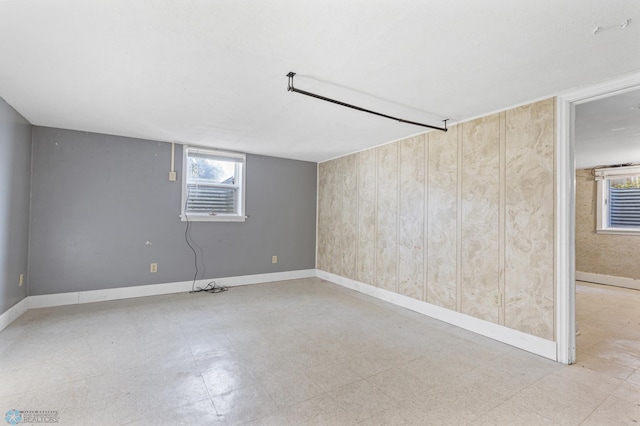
[1,0,639,162]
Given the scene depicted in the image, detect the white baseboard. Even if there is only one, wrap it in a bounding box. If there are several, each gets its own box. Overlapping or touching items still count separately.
[576,271,640,291]
[0,297,29,333]
[0,269,316,328]
[28,280,193,308]
[3,268,558,362]
[316,270,558,361]
[215,269,316,287]
[28,269,316,309]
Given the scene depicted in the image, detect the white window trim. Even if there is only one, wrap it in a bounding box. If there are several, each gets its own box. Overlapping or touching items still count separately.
[595,165,640,235]
[180,146,247,222]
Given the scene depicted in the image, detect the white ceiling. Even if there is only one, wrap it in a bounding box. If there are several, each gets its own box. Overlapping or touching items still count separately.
[0,1,639,162]
[575,88,640,169]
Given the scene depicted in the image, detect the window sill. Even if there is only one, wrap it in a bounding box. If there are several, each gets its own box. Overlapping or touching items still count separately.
[180,214,247,223]
[596,228,640,236]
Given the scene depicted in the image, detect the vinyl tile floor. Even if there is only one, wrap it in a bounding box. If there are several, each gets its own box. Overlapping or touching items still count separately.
[0,278,638,425]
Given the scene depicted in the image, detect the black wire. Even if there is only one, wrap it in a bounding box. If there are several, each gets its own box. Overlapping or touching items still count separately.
[189,225,207,276]
[184,173,228,295]
[184,186,199,292]
[191,280,228,294]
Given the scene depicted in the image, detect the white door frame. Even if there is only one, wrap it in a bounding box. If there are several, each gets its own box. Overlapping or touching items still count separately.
[556,71,640,364]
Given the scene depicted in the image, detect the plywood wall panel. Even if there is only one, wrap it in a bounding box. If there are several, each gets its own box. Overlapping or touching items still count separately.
[461,115,501,323]
[316,98,557,344]
[505,98,555,340]
[427,126,458,310]
[398,136,425,300]
[340,154,358,280]
[376,143,399,292]
[316,162,330,272]
[357,149,376,285]
[317,160,341,275]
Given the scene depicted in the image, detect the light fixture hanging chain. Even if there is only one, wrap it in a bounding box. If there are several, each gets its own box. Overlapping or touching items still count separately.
[285,72,448,132]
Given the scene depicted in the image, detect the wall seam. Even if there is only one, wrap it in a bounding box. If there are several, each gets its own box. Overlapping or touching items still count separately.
[456,125,463,313]
[395,142,400,294]
[374,148,379,288]
[499,112,507,326]
[315,162,319,270]
[423,134,429,302]
[340,159,344,276]
[339,158,344,276]
[355,155,359,282]
[553,98,558,341]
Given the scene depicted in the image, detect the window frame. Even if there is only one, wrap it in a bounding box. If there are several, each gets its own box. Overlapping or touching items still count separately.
[595,165,640,235]
[180,146,247,222]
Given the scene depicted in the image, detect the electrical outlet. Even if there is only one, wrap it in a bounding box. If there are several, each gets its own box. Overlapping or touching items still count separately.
[493,293,503,307]
[19,273,23,287]
[150,263,158,273]
[168,171,177,182]
[272,255,277,264]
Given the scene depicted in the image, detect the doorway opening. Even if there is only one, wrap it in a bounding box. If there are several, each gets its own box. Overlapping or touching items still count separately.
[573,87,640,375]
[556,72,640,365]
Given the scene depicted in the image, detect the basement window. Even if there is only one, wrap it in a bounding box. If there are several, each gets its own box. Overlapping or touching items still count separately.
[181,147,246,222]
[595,165,640,235]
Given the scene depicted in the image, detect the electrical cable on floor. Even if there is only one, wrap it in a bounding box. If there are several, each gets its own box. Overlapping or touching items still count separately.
[184,185,228,295]
[190,280,228,294]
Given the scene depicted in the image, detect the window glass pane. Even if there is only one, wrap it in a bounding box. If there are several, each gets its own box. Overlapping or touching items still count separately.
[187,155,236,184]
[609,176,640,228]
[182,147,245,220]
[610,176,640,189]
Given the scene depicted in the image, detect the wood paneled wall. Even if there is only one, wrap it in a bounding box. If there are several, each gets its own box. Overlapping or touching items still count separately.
[317,98,556,340]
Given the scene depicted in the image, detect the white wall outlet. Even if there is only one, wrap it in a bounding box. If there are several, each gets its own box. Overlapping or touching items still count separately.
[493,293,504,307]
[168,171,177,182]
[150,263,158,273]
[19,273,24,287]
[272,255,278,264]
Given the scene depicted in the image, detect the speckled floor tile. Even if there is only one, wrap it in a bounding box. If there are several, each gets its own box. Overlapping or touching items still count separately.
[0,279,638,425]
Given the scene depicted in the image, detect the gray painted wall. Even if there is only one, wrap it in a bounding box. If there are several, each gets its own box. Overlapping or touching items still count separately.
[0,98,32,314]
[29,127,317,295]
